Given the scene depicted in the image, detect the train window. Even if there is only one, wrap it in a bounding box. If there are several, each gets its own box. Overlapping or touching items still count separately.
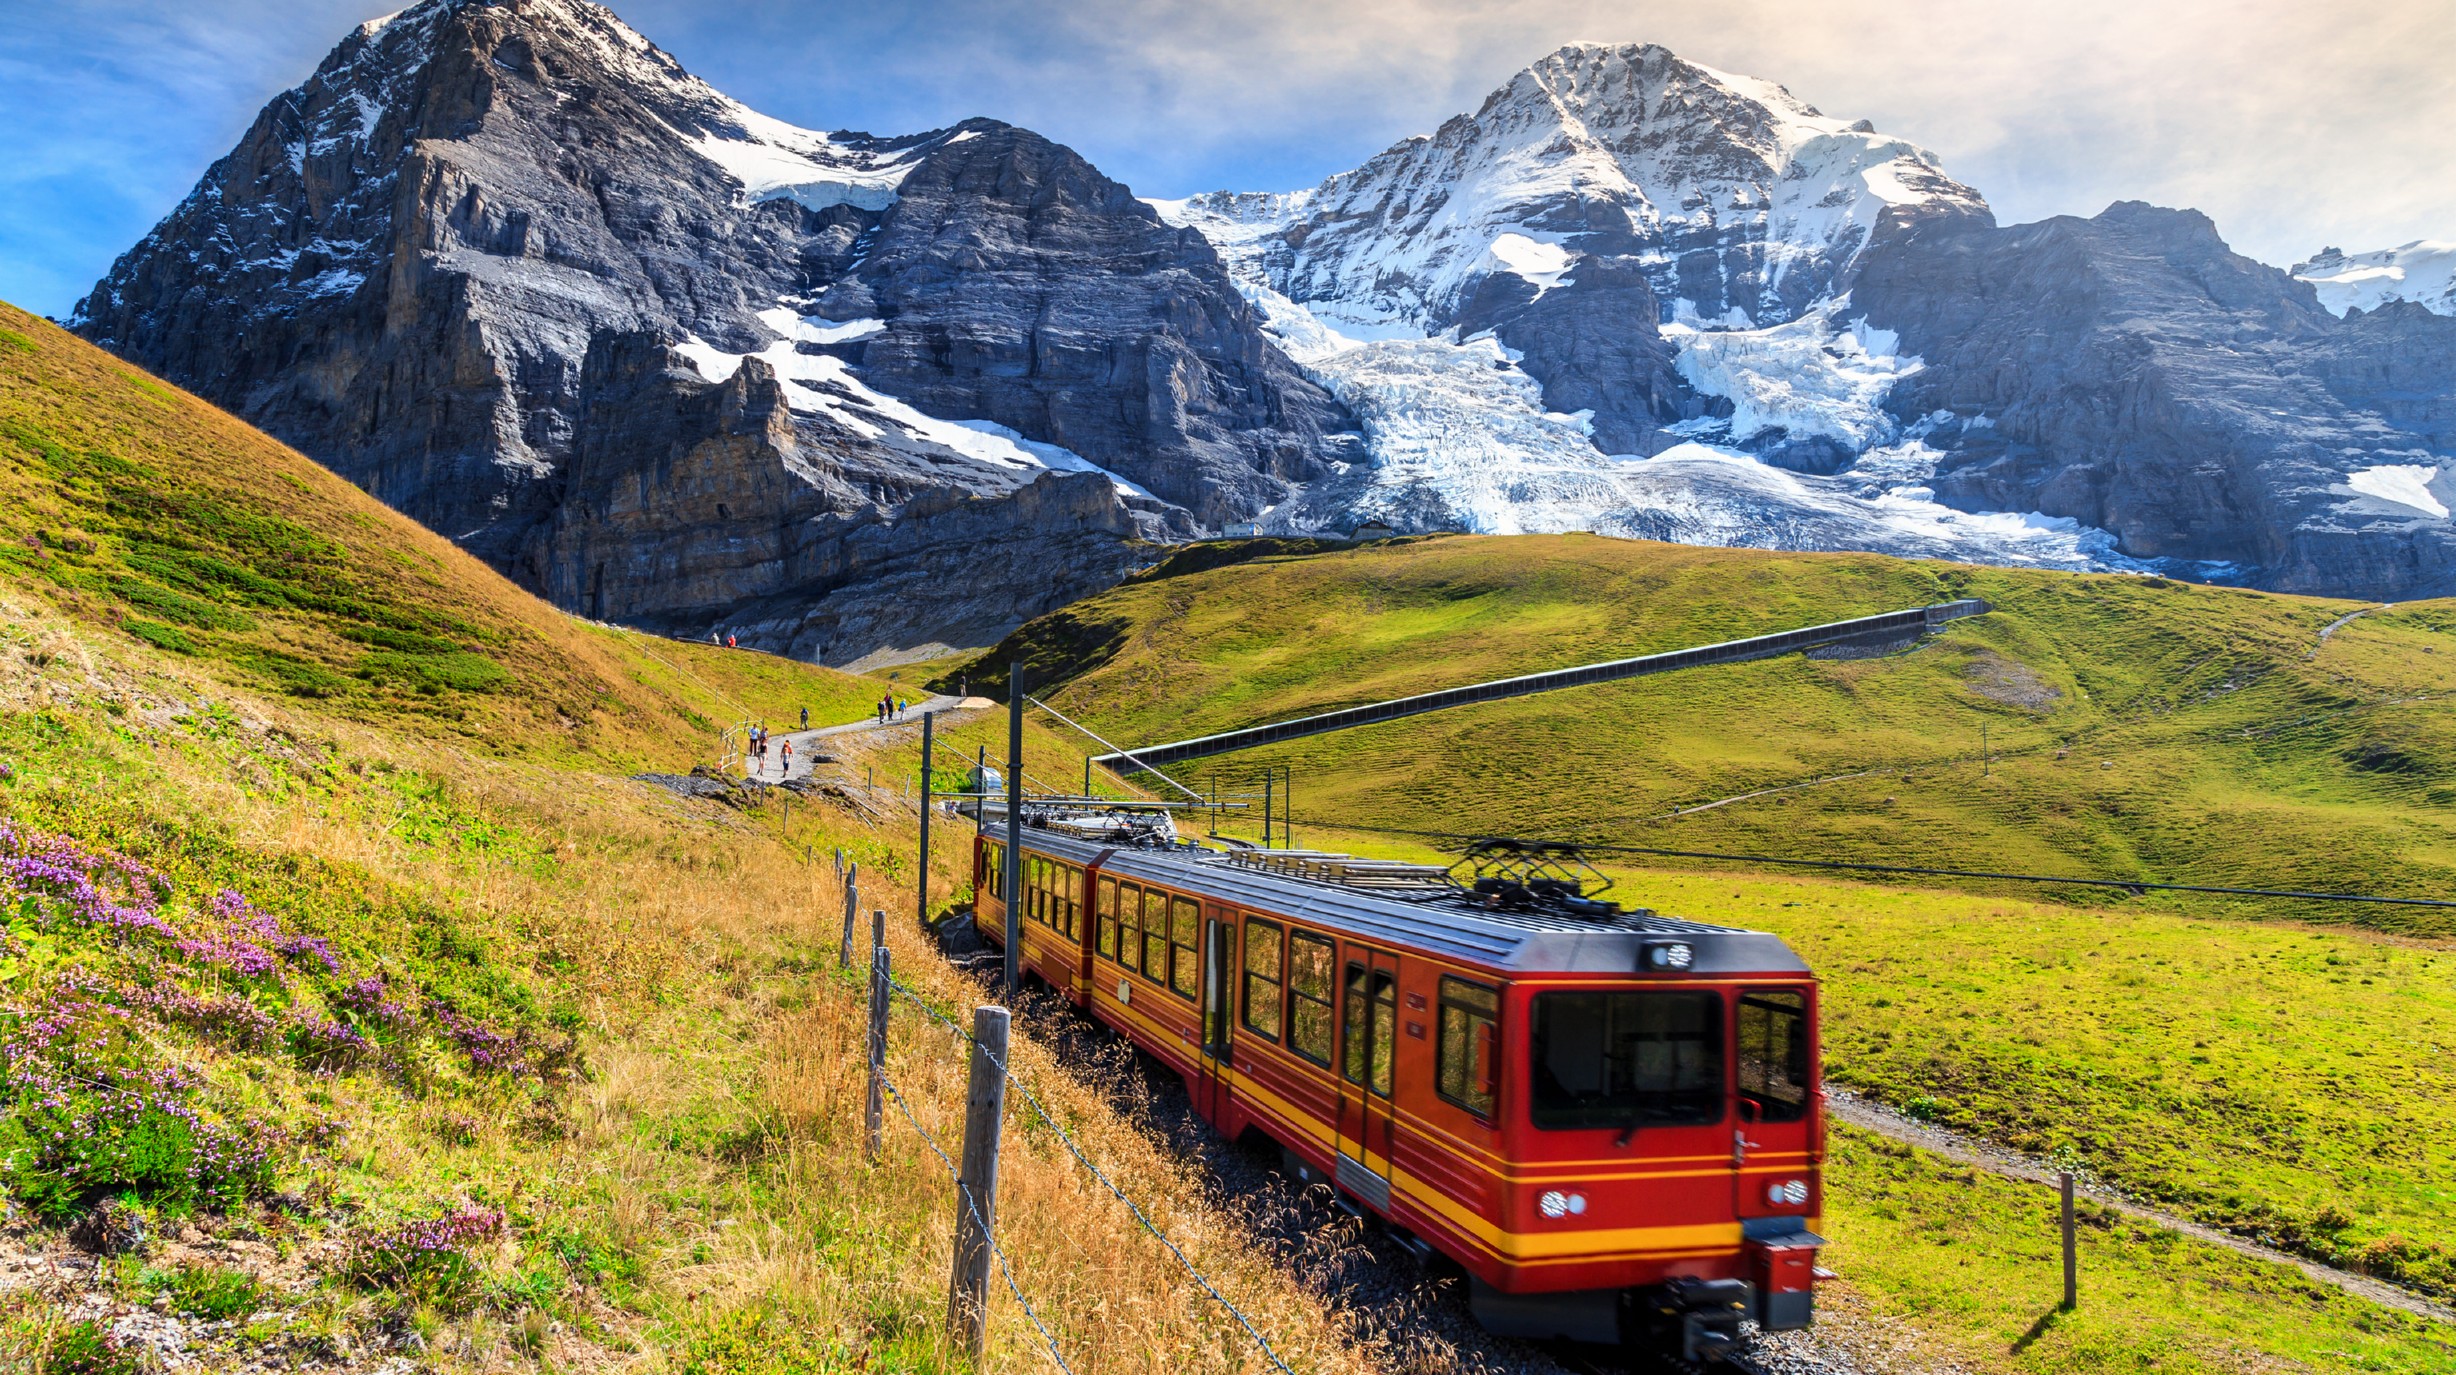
[1120,883,1145,967]
[1170,897,1201,1000]
[985,843,1004,897]
[1342,964,1397,1095]
[1369,972,1396,1096]
[1097,878,1120,959]
[1241,918,1283,1040]
[1026,856,1043,926]
[1141,887,1170,984]
[1529,991,1723,1130]
[1437,977,1500,1118]
[1737,989,1811,1123]
[1286,932,1335,1066]
[1064,866,1083,940]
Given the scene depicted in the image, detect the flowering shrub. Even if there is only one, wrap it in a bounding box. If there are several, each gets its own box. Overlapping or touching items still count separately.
[283,1014,371,1073]
[0,824,550,1218]
[347,1207,505,1307]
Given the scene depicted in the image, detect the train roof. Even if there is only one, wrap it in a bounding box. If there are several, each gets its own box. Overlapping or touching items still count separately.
[1002,826,1811,977]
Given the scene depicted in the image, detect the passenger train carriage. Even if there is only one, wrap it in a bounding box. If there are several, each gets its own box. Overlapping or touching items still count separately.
[971,824,1826,1360]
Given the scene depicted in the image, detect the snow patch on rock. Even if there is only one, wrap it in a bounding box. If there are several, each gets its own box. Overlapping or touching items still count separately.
[2345,463,2451,518]
[673,328,1152,499]
[2294,241,2456,317]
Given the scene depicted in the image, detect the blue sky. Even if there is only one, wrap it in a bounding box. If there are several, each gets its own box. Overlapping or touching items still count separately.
[5,0,2452,317]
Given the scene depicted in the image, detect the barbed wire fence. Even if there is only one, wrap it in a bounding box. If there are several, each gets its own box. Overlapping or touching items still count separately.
[847,914,1298,1373]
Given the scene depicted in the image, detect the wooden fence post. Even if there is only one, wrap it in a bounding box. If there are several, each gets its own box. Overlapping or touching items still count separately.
[946,1005,1011,1359]
[2060,1171,2078,1310]
[864,945,890,1163]
[839,863,859,967]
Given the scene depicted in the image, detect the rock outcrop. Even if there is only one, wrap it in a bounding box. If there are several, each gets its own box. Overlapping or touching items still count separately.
[1853,202,2456,597]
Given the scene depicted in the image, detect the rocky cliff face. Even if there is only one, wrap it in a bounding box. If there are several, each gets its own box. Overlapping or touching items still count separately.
[72,0,1350,662]
[1853,202,2456,598]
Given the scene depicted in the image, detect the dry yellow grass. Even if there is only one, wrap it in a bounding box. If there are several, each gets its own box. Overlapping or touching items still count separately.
[0,586,1380,1374]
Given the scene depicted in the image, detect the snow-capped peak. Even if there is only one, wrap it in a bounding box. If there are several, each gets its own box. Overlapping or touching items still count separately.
[1159,41,1987,335]
[2294,241,2456,317]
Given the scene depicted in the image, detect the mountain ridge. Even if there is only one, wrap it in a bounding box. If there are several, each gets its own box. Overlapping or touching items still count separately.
[66,1,2456,656]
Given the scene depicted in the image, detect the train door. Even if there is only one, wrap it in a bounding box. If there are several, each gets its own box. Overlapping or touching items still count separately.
[1195,905,1235,1123]
[1334,945,1400,1211]
[1734,985,1818,1217]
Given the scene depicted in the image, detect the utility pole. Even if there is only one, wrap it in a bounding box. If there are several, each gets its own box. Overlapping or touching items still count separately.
[1262,771,1273,850]
[1003,661,1023,996]
[917,711,934,931]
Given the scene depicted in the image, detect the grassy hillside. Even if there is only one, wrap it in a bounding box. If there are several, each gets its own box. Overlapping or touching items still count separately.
[946,533,2456,1358]
[6,304,2450,1373]
[0,303,877,763]
[957,533,2456,926]
[0,309,1378,1375]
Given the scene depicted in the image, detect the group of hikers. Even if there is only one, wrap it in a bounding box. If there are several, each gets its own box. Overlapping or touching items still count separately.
[746,723,793,777]
[740,697,915,777]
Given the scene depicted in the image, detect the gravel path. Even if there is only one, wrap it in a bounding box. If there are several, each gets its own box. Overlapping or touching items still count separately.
[1824,1090,2456,1325]
[2311,603,2392,657]
[739,693,981,783]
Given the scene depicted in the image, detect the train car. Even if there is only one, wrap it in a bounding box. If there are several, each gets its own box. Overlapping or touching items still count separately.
[970,822,1826,1361]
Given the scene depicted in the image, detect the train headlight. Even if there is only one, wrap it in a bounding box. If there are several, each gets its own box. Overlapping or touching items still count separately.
[1767,1179,1811,1207]
[1538,1190,1588,1219]
[1639,941,1695,972]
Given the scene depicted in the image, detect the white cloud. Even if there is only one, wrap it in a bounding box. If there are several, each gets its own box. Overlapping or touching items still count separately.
[6,0,2450,316]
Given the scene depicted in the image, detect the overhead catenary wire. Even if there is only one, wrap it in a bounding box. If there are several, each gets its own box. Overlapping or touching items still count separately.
[1025,693,1204,802]
[886,976,1299,1375]
[1291,817,2456,911]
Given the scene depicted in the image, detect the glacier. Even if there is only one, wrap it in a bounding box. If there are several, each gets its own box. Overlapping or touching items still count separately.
[1155,42,2170,577]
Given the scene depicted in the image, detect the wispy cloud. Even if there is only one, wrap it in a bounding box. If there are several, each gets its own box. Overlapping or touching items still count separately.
[4,0,2449,315]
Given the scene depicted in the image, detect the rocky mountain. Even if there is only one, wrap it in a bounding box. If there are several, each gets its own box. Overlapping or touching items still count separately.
[72,0,1353,663]
[72,12,2456,644]
[1852,203,2456,591]
[1157,45,2456,598]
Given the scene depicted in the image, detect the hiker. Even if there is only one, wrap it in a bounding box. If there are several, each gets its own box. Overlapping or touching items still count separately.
[726,633,737,649]
[780,740,793,774]
[799,706,809,729]
[897,696,908,718]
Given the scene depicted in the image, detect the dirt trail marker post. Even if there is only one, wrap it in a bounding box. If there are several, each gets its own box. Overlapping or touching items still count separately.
[2060,1171,2078,1310]
[946,1004,1011,1358]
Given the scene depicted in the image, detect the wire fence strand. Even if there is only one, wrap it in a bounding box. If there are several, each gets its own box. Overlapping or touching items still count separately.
[886,975,1298,1375]
[876,1064,1075,1374]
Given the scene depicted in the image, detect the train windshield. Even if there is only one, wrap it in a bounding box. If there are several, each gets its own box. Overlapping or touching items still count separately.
[1737,987,1812,1122]
[1529,990,1723,1129]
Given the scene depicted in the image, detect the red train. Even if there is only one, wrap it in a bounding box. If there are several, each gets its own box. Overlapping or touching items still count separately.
[971,823,1826,1360]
